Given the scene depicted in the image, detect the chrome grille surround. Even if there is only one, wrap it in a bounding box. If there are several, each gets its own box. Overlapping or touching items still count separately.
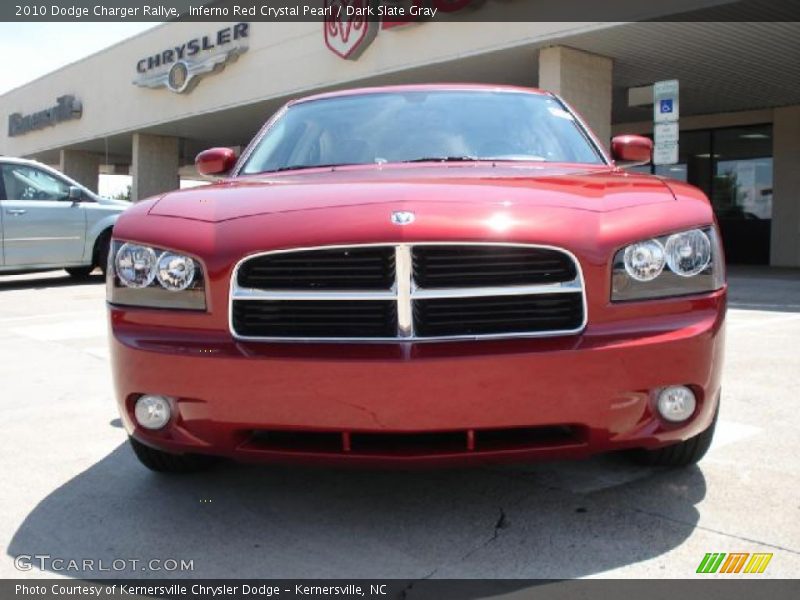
[229,242,588,342]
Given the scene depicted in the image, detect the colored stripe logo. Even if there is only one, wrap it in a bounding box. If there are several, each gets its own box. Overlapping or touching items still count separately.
[697,552,773,574]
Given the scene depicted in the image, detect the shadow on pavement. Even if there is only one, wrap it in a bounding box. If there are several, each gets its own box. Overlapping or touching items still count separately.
[7,443,706,581]
[0,271,104,292]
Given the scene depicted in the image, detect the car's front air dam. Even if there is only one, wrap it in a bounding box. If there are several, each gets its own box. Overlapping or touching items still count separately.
[110,291,725,465]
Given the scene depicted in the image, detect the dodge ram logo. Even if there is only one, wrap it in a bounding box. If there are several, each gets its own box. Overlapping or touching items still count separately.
[391,211,415,225]
[323,0,379,60]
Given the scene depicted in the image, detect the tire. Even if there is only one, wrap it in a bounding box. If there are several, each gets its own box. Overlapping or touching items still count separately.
[128,436,215,474]
[630,406,719,467]
[94,230,112,275]
[64,230,111,278]
[65,266,94,278]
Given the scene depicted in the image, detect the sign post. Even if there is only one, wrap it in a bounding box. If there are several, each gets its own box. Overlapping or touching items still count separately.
[653,79,679,166]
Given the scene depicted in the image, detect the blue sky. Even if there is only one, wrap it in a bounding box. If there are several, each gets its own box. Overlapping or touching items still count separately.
[0,23,156,95]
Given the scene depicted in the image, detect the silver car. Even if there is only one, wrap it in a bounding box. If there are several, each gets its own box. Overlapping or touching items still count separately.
[0,157,128,277]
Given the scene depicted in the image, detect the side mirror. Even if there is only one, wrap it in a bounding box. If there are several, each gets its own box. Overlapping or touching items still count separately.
[196,147,237,176]
[68,186,83,201]
[610,135,653,166]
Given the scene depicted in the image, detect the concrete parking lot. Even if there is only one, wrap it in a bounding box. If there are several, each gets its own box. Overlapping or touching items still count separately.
[0,267,798,581]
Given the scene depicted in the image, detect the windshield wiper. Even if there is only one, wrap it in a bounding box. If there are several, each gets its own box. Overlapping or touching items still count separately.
[269,163,358,173]
[400,156,547,164]
[265,155,546,173]
[401,156,481,163]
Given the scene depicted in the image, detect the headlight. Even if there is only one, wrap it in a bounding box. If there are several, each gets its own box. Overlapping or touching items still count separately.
[612,227,724,301]
[157,252,196,291]
[623,239,665,282]
[664,229,711,277]
[115,243,157,288]
[107,241,206,310]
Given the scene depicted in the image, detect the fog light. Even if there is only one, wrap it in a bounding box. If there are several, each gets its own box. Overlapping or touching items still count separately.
[134,395,171,430]
[656,386,696,423]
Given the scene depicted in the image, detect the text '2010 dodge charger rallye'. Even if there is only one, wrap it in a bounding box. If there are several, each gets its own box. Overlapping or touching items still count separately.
[108,85,725,473]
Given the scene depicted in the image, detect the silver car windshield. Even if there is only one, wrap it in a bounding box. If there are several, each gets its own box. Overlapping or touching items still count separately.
[240,90,604,174]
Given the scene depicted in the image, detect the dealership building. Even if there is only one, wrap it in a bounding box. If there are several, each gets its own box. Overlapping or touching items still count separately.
[1,3,799,266]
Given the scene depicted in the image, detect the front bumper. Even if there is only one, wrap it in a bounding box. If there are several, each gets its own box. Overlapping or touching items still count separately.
[110,290,725,466]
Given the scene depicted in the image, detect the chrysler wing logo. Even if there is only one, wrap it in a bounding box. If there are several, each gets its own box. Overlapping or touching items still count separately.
[134,47,247,94]
[323,0,379,60]
[391,211,415,225]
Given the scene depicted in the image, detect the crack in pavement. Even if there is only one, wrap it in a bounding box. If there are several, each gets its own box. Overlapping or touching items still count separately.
[487,465,800,555]
[466,506,512,558]
[399,506,513,595]
[399,568,437,600]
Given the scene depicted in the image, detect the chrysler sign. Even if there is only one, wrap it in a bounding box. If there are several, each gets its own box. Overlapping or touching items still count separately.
[133,23,250,93]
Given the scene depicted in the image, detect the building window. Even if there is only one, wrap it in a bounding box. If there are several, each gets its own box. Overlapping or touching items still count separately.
[712,126,773,221]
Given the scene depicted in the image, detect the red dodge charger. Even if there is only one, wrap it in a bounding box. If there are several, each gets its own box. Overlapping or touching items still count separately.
[108,85,726,473]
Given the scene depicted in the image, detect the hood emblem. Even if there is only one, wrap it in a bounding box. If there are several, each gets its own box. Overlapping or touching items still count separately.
[391,211,415,226]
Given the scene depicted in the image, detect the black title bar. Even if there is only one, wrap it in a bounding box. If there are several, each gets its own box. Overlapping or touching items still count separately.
[5,579,800,600]
[3,0,800,22]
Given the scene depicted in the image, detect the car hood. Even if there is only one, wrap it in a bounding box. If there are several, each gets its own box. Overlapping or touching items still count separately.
[148,164,674,223]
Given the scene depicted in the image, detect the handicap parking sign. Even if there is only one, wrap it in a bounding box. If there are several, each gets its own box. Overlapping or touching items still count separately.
[654,79,679,123]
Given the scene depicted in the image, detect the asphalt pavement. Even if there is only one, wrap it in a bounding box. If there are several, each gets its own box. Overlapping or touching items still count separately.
[0,267,798,580]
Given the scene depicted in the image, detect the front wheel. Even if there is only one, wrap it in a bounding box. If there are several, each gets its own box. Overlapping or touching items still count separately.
[128,437,215,473]
[94,230,112,275]
[630,406,719,467]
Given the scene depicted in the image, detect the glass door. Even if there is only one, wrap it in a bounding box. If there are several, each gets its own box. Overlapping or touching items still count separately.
[710,126,772,265]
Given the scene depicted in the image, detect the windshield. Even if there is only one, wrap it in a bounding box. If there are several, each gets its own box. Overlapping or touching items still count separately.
[239,90,604,175]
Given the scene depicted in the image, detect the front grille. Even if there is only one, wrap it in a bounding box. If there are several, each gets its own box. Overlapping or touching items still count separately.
[414,293,584,337]
[413,245,576,288]
[231,244,585,341]
[237,246,395,290]
[232,299,397,338]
